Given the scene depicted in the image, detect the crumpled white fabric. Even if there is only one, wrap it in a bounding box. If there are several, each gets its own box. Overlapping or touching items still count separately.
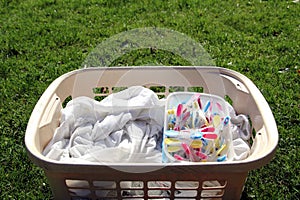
[227,102,251,161]
[43,86,165,163]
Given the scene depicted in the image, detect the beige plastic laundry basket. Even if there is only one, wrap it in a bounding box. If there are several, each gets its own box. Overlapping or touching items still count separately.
[25,66,278,200]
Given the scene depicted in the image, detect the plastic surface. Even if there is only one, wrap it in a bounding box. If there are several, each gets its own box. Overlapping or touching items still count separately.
[25,66,278,200]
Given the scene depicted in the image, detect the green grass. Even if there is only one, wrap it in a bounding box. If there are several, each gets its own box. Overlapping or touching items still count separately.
[0,0,299,199]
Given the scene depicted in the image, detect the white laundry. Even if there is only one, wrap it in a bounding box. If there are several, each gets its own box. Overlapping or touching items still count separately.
[227,102,251,161]
[43,86,165,163]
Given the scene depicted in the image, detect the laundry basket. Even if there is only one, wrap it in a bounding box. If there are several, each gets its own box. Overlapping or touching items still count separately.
[25,66,278,200]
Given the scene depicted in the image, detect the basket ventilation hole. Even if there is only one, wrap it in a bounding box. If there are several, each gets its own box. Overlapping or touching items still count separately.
[93,87,109,101]
[70,197,91,200]
[112,86,128,93]
[249,128,257,146]
[93,181,117,198]
[120,181,144,198]
[187,86,204,93]
[146,181,171,198]
[224,95,233,105]
[65,179,89,188]
[174,181,199,198]
[149,86,166,99]
[66,179,90,198]
[62,95,72,108]
[201,180,227,198]
[169,86,184,92]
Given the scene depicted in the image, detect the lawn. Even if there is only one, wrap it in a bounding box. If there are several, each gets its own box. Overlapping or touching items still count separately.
[0,0,299,199]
